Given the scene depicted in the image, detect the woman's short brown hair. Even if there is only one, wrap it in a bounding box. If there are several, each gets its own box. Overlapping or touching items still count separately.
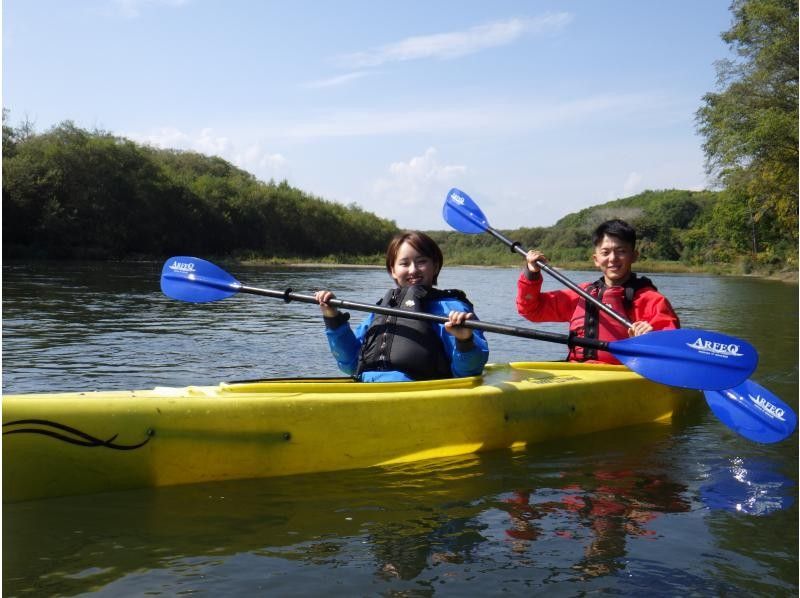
[385,231,444,285]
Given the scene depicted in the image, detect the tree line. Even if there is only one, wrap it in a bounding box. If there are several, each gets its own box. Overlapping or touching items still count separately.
[430,190,718,267]
[430,186,788,274]
[2,120,794,274]
[2,119,398,260]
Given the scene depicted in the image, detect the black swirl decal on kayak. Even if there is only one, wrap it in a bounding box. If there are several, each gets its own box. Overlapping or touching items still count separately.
[2,419,152,450]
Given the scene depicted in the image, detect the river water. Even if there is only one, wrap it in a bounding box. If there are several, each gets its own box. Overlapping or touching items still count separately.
[2,261,798,596]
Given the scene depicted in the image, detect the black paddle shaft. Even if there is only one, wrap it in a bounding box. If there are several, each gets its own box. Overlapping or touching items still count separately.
[239,284,608,352]
[484,226,634,328]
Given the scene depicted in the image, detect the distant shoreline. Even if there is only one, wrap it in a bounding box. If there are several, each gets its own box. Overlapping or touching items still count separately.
[6,255,795,282]
[249,260,798,283]
[282,263,383,269]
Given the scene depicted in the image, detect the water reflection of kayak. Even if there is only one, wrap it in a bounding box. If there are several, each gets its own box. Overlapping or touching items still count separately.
[3,361,698,503]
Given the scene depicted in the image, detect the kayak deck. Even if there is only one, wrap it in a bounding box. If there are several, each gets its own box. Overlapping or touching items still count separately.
[2,362,699,502]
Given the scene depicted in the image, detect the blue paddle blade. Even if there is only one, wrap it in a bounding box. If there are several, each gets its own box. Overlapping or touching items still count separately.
[160,256,241,303]
[703,380,797,443]
[608,329,758,390]
[442,188,490,234]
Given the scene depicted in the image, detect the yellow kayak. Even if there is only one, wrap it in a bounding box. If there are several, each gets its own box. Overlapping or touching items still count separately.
[2,362,698,503]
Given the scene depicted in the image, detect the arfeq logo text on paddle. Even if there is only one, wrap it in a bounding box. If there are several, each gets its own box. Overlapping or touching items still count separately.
[169,260,196,274]
[449,191,465,205]
[686,337,744,358]
[724,388,787,422]
[749,393,786,421]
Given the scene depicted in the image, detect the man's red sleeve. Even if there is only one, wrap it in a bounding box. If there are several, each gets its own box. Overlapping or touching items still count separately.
[516,271,580,323]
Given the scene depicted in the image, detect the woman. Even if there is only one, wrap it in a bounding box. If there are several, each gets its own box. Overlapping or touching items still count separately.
[315,231,489,382]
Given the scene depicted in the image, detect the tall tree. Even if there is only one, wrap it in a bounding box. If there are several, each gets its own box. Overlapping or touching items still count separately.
[696,0,798,261]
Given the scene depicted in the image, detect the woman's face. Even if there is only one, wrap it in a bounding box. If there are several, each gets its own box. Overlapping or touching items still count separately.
[389,241,437,287]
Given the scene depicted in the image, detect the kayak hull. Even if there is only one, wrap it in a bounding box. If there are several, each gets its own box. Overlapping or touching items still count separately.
[3,362,698,503]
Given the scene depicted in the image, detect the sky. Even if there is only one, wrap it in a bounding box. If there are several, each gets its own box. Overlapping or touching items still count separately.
[2,1,735,230]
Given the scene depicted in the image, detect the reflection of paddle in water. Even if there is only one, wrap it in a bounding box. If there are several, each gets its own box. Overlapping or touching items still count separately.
[700,457,796,515]
[501,470,691,577]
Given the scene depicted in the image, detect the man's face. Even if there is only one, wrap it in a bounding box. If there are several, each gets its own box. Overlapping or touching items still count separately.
[592,234,638,286]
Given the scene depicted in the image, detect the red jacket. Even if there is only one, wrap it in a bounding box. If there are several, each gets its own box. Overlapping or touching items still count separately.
[516,271,680,364]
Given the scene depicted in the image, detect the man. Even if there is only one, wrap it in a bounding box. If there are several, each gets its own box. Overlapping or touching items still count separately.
[516,219,679,364]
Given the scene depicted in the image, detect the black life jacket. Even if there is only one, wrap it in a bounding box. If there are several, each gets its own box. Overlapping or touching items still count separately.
[573,274,657,361]
[356,285,472,381]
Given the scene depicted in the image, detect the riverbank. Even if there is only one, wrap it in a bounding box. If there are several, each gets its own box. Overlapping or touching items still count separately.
[6,254,794,282]
[239,256,798,282]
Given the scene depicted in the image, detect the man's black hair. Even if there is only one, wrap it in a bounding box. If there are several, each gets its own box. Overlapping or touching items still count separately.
[592,219,637,247]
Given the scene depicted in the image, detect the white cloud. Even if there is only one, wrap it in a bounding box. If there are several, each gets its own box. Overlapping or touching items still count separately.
[194,127,233,156]
[131,126,191,148]
[335,14,573,69]
[236,145,288,176]
[127,126,288,181]
[370,148,466,226]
